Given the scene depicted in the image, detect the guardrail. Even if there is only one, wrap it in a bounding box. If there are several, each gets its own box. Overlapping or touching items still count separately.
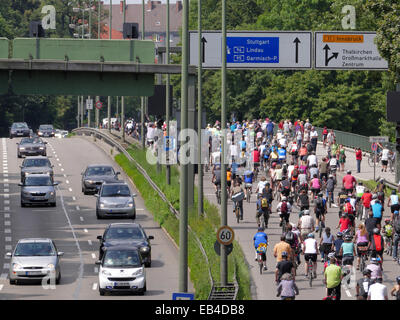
[72,127,234,299]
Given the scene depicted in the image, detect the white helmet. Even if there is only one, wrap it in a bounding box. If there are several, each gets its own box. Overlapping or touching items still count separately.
[303,210,310,215]
[281,196,287,201]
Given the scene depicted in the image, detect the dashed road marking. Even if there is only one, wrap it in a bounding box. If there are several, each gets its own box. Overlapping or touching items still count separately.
[80,217,84,222]
[94,267,99,273]
[4,229,11,234]
[5,237,11,242]
[92,283,98,290]
[0,284,4,291]
[5,245,12,251]
[3,263,10,269]
[91,253,96,259]
[68,188,72,192]
[88,240,92,246]
[0,274,7,280]
[72,196,76,201]
[4,221,10,226]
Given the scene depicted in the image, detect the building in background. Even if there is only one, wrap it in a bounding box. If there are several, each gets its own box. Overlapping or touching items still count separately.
[102,0,182,50]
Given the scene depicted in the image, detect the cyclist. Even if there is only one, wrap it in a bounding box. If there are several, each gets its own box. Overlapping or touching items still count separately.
[253,227,268,270]
[274,235,293,263]
[243,169,254,199]
[319,227,334,262]
[275,251,295,284]
[277,196,291,228]
[315,192,327,233]
[325,174,336,206]
[337,212,352,234]
[333,232,344,264]
[324,254,343,300]
[252,147,261,176]
[231,181,245,220]
[302,233,318,279]
[226,167,232,194]
[356,269,372,300]
[339,234,356,267]
[329,155,338,177]
[355,182,365,216]
[393,210,400,261]
[366,257,383,282]
[290,165,299,194]
[374,178,386,204]
[343,199,355,230]
[298,210,315,241]
[279,178,291,201]
[297,189,310,212]
[382,218,393,255]
[277,145,287,164]
[388,189,400,215]
[337,187,348,217]
[256,196,270,228]
[371,198,384,227]
[369,227,385,262]
[361,189,373,220]
[276,272,299,300]
[211,163,221,195]
[274,164,284,190]
[342,170,356,194]
[256,176,268,199]
[354,223,370,270]
[310,174,321,201]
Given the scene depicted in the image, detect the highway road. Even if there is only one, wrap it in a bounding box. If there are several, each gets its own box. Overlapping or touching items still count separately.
[0,136,187,300]
[201,142,400,300]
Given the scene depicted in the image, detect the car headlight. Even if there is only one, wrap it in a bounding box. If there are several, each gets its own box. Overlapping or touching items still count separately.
[132,268,143,277]
[50,192,55,196]
[101,270,111,276]
[38,132,43,135]
[128,202,134,208]
[47,264,55,269]
[100,203,105,209]
[20,147,25,150]
[24,172,30,176]
[12,263,23,270]
[140,246,150,253]
[39,147,44,150]
[86,180,94,184]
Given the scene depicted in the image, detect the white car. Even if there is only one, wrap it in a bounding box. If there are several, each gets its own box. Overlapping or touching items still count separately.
[96,246,146,296]
[54,129,68,138]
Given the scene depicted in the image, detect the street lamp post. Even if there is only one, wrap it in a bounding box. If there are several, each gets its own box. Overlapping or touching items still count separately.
[108,0,112,133]
[121,0,126,141]
[141,0,145,149]
[197,0,203,216]
[165,0,171,185]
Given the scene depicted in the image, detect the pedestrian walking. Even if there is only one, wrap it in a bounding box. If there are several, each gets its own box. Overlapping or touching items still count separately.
[356,147,362,173]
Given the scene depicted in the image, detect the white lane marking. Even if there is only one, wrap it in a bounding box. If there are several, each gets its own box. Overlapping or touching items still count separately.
[4,189,9,193]
[92,283,98,290]
[4,229,11,234]
[4,184,9,188]
[63,174,67,178]
[4,207,10,211]
[5,245,12,250]
[3,263,10,269]
[58,163,62,167]
[80,217,84,222]
[136,208,145,211]
[91,253,96,259]
[72,196,76,201]
[0,274,7,280]
[3,194,9,199]
[4,214,10,219]
[76,205,80,211]
[94,267,99,273]
[4,179,8,182]
[345,289,352,297]
[66,180,69,184]
[4,221,10,226]
[68,188,72,192]
[88,240,92,246]
[57,186,84,299]
[0,284,4,291]
[61,168,64,172]
[3,174,8,177]
[84,229,88,233]
[4,200,10,204]
[5,237,11,242]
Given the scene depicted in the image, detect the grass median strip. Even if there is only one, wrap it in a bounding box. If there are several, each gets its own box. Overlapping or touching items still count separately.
[115,145,251,300]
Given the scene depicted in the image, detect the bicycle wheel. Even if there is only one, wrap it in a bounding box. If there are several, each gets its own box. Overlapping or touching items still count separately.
[259,259,263,275]
[246,188,251,203]
[308,262,313,287]
[217,190,221,204]
[236,206,240,224]
[319,223,323,238]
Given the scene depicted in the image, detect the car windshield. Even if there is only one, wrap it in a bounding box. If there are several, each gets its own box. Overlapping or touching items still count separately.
[103,249,141,268]
[20,138,42,144]
[23,159,50,167]
[105,227,144,241]
[86,166,114,176]
[12,123,27,129]
[40,125,53,130]
[101,185,130,197]
[25,176,52,186]
[14,242,56,256]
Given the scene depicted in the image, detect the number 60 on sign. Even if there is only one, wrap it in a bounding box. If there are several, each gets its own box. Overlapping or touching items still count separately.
[217,226,235,246]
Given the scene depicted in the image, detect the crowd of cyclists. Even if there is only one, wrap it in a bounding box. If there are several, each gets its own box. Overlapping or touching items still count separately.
[207,118,400,300]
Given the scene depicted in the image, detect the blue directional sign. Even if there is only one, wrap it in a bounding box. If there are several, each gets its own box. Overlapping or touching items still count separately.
[227,37,279,64]
[172,292,195,300]
[189,31,312,69]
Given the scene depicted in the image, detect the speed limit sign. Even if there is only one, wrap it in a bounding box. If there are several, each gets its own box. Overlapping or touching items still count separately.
[216,226,235,246]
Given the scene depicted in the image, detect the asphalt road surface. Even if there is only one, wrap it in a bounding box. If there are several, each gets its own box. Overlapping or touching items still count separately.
[0,136,188,300]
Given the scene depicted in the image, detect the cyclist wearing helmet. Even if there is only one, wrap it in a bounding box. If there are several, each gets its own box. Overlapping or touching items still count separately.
[369,227,385,262]
[382,218,393,255]
[366,257,383,282]
[253,227,268,270]
[298,210,315,240]
[388,189,399,214]
[277,196,291,228]
[315,193,327,232]
[333,232,344,264]
[337,212,352,233]
[356,269,372,300]
[275,251,295,284]
[390,276,400,300]
[342,170,356,195]
[339,234,356,266]
[302,233,318,279]
[324,253,343,300]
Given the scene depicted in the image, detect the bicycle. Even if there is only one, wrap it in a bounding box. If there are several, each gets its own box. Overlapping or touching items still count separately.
[306,257,315,287]
[356,202,363,221]
[385,236,393,257]
[358,246,369,273]
[367,152,381,167]
[256,244,267,275]
[215,184,221,204]
[245,183,252,203]
[233,200,240,223]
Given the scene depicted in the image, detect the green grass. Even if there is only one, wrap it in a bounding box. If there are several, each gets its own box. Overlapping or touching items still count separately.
[114,145,251,300]
[363,180,397,197]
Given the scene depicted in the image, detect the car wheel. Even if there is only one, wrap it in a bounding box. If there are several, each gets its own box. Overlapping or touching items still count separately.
[17,153,21,158]
[9,135,13,139]
[56,271,61,285]
[21,202,26,208]
[96,210,103,220]
[138,283,146,295]
[99,288,106,296]
[9,279,16,285]
[51,202,56,207]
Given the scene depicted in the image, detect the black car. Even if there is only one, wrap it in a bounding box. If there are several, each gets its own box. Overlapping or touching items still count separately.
[20,156,54,182]
[81,164,120,194]
[10,122,30,139]
[38,124,55,137]
[97,223,154,267]
[17,137,47,158]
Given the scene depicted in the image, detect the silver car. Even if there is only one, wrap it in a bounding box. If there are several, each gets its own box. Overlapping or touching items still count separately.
[20,156,54,182]
[95,182,136,219]
[19,174,58,207]
[7,238,63,285]
[17,137,47,158]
